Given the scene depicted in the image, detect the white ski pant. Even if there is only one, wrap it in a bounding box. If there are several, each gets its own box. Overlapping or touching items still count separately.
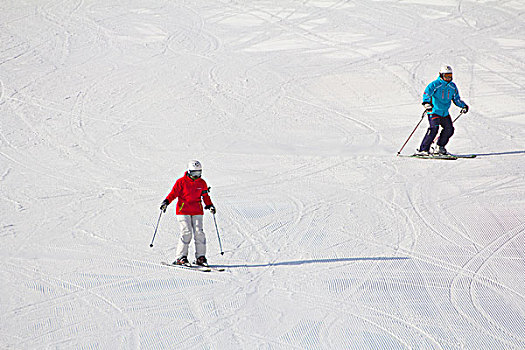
[175,215,206,259]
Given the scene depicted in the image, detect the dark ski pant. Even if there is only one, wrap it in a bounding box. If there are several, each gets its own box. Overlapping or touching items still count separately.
[419,114,454,152]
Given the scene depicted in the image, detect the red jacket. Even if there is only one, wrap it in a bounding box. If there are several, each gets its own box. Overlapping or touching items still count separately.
[165,172,213,215]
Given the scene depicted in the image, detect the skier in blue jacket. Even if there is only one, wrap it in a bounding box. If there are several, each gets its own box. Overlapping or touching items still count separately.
[417,65,469,155]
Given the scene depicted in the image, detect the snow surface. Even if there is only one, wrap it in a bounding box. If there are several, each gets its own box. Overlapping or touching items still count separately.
[1,0,524,349]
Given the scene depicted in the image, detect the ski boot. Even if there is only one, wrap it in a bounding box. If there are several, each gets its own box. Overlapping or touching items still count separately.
[436,146,449,155]
[175,256,190,266]
[415,149,430,156]
[195,256,208,267]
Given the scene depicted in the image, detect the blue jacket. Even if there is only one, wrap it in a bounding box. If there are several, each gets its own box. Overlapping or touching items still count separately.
[422,77,466,117]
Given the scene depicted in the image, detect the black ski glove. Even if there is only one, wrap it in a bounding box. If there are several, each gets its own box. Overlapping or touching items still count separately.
[422,103,433,112]
[160,199,169,212]
[461,105,469,114]
[205,205,216,214]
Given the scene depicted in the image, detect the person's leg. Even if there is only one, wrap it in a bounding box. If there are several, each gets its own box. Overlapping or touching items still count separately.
[437,115,454,147]
[192,215,206,260]
[175,215,194,259]
[419,114,440,152]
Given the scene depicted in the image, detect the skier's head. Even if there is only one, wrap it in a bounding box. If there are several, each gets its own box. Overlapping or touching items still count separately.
[187,159,202,179]
[439,65,453,82]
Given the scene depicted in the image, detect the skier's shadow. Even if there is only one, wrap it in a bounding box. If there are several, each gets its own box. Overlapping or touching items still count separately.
[216,256,409,269]
[474,150,525,157]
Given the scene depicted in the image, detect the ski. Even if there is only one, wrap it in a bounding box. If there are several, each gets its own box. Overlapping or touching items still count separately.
[161,261,225,272]
[207,266,225,272]
[161,261,211,272]
[399,154,457,160]
[191,262,225,272]
[449,154,477,158]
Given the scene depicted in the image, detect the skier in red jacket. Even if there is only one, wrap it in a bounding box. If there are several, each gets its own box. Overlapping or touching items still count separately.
[160,160,216,266]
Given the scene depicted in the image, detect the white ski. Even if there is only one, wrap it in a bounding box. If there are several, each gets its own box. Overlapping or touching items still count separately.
[161,261,211,272]
[399,154,457,160]
[449,153,477,158]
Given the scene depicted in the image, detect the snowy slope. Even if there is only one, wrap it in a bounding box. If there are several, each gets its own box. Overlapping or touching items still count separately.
[1,0,524,349]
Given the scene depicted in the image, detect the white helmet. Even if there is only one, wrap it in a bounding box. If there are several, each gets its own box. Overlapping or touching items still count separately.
[188,160,202,171]
[439,65,453,81]
[187,160,202,178]
[439,65,453,74]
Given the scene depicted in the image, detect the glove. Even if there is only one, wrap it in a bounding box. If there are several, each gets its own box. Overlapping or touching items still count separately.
[423,103,433,112]
[160,199,169,212]
[461,105,469,114]
[205,205,216,214]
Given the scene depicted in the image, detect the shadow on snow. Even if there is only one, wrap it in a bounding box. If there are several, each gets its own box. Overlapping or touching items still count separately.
[475,150,525,157]
[216,256,410,269]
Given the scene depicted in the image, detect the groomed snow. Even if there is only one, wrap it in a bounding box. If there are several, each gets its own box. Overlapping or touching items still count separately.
[1,1,524,349]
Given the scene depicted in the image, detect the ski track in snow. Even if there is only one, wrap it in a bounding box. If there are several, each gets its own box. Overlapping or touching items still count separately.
[1,0,525,349]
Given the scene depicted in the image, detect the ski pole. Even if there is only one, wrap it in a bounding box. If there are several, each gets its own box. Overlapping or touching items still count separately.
[149,210,163,248]
[397,110,426,156]
[452,110,465,123]
[212,213,224,255]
